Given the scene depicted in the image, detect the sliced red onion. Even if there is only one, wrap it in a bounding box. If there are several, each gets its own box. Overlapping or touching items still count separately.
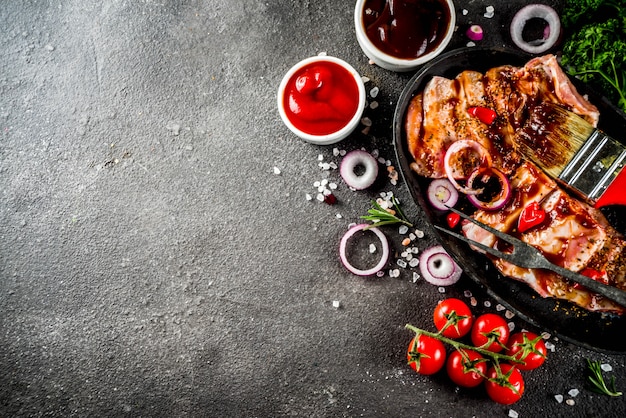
[419,245,462,286]
[466,25,483,41]
[443,140,492,195]
[510,4,560,54]
[340,150,378,190]
[339,223,389,276]
[427,178,459,211]
[466,167,512,211]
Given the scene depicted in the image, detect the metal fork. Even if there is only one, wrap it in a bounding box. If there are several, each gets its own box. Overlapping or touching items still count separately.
[434,206,626,308]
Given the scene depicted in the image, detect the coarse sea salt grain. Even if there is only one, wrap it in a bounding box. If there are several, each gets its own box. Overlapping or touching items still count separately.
[332,300,341,308]
[555,394,564,403]
[273,166,281,175]
[601,363,613,372]
[409,258,419,268]
[412,272,420,283]
[484,5,495,18]
[568,389,579,397]
[566,399,575,406]
[397,259,407,268]
[399,225,409,235]
[508,410,519,418]
[305,193,313,201]
[369,243,377,253]
[370,86,380,98]
[438,287,446,293]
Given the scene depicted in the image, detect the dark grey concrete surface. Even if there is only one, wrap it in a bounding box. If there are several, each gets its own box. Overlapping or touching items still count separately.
[2,1,625,417]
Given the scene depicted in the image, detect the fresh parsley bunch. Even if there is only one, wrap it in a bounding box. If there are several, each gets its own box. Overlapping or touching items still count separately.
[560,0,626,112]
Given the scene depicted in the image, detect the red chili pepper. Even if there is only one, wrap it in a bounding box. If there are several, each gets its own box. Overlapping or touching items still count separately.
[517,201,546,233]
[446,212,461,229]
[467,106,497,125]
[580,268,608,284]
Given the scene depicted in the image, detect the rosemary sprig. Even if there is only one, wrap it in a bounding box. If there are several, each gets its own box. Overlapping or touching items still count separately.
[361,196,413,228]
[587,359,622,397]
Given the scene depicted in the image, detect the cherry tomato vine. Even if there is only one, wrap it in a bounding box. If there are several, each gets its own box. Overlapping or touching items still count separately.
[406,298,549,404]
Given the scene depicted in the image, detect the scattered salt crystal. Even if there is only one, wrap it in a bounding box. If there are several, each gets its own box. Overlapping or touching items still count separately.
[321,179,328,186]
[508,410,519,418]
[316,193,325,202]
[438,287,446,293]
[484,301,491,308]
[329,182,337,190]
[336,213,342,219]
[318,51,328,56]
[390,269,400,278]
[320,162,332,170]
[496,304,505,311]
[555,394,564,403]
[45,44,55,51]
[333,147,340,156]
[332,300,341,308]
[405,253,413,261]
[314,181,321,187]
[568,389,579,397]
[318,154,324,161]
[361,117,372,127]
[329,162,338,169]
[370,86,380,98]
[385,160,392,167]
[545,341,556,352]
[484,5,495,18]
[339,149,347,156]
[409,232,416,241]
[462,9,468,15]
[566,399,575,406]
[401,251,408,258]
[397,259,407,268]
[505,310,515,319]
[415,230,425,238]
[305,193,313,201]
[409,258,419,268]
[369,243,377,253]
[378,157,386,164]
[361,76,370,83]
[361,126,370,135]
[466,41,476,47]
[541,332,551,340]
[370,101,379,109]
[410,247,419,254]
[399,225,409,235]
[464,290,472,298]
[412,272,420,283]
[601,363,613,372]
[470,297,478,306]
[508,322,515,331]
[323,188,332,196]
[376,270,385,277]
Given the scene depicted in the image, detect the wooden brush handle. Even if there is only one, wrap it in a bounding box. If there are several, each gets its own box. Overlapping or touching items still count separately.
[594,167,626,208]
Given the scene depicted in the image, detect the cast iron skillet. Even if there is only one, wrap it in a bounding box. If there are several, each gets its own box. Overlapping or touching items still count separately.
[393,47,626,353]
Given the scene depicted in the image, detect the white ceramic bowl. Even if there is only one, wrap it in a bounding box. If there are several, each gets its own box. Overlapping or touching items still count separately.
[277,55,366,145]
[354,0,456,72]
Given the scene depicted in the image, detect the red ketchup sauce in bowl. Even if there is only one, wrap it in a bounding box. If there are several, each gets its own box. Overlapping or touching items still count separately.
[277,56,366,145]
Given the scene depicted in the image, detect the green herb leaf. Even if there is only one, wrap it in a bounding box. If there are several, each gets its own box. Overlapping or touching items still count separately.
[361,196,413,229]
[586,359,623,397]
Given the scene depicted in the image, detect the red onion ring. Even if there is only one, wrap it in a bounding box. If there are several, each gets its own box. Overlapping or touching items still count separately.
[466,167,512,211]
[427,178,459,211]
[510,4,560,54]
[443,140,492,195]
[419,245,462,286]
[340,150,379,190]
[466,25,483,41]
[339,223,389,276]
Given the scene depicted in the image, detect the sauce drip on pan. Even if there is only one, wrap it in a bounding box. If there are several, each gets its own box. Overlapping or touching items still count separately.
[362,0,451,59]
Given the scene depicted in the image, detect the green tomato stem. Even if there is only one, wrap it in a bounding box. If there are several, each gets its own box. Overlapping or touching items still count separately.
[405,324,524,365]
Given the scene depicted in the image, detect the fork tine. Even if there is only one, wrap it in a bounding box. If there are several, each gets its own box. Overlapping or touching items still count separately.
[445,205,527,248]
[433,225,514,262]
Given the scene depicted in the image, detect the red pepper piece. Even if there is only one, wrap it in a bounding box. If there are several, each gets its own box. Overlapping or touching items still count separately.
[467,106,497,125]
[517,201,546,233]
[581,268,609,285]
[446,212,461,229]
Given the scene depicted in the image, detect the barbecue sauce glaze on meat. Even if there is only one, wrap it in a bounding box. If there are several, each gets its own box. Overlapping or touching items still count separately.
[405,54,625,314]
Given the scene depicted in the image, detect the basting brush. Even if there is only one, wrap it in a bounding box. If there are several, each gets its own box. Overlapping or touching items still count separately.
[515,103,626,208]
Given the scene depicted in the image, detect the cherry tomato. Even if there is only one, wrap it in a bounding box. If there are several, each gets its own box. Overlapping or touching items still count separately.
[517,201,546,233]
[485,364,525,405]
[505,331,547,370]
[446,348,487,388]
[471,313,510,352]
[407,334,446,376]
[433,298,474,339]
